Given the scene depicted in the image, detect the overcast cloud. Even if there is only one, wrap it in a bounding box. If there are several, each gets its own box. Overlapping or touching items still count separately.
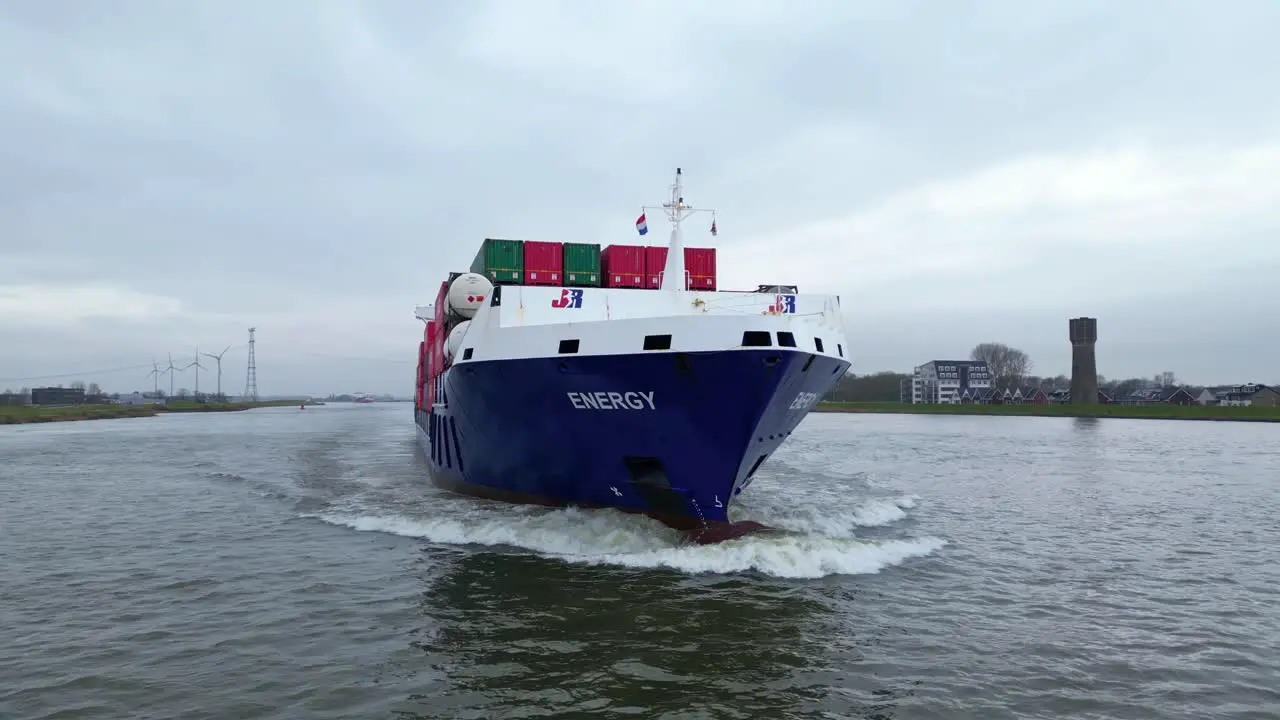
[2,0,1278,395]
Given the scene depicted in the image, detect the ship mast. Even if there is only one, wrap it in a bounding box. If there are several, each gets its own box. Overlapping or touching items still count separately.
[643,167,716,292]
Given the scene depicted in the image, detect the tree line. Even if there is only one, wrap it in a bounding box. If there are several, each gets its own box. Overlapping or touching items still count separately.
[1,381,216,402]
[824,341,1198,403]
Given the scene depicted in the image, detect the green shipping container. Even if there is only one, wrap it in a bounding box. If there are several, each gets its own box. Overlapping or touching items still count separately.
[470,238,524,284]
[562,242,602,287]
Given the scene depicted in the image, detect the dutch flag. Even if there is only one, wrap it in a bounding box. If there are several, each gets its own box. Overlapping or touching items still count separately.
[635,212,648,236]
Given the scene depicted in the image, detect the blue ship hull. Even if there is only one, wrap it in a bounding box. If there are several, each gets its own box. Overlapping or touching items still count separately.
[415,348,848,538]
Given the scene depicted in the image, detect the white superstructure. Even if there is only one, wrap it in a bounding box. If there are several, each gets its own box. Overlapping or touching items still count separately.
[448,284,849,365]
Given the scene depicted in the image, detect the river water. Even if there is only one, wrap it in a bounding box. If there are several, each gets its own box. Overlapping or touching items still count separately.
[1,404,1277,719]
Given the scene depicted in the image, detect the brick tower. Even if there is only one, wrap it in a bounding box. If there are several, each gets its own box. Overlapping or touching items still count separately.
[1068,317,1098,405]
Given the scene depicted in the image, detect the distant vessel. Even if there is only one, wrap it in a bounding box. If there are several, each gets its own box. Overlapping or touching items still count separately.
[413,168,850,543]
[353,393,375,404]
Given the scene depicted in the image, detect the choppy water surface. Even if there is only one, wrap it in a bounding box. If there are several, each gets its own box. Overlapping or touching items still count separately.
[1,404,1277,719]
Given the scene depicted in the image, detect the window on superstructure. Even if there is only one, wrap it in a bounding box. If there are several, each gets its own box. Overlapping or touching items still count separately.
[814,337,825,353]
[558,339,580,354]
[462,348,473,360]
[776,332,797,348]
[742,331,771,347]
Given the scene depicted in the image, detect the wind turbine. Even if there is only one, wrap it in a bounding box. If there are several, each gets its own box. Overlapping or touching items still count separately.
[183,347,207,397]
[165,353,181,397]
[201,345,232,401]
[145,359,162,395]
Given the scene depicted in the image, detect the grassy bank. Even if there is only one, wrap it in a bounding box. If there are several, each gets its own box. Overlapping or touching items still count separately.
[0,399,304,425]
[161,399,303,414]
[815,401,1280,422]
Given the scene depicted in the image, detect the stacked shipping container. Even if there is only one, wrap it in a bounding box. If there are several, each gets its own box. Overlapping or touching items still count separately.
[684,247,717,290]
[644,246,667,288]
[640,246,716,290]
[522,240,563,286]
[426,280,448,408]
[563,243,602,286]
[601,245,646,288]
[464,238,717,292]
[471,238,524,284]
[416,340,426,409]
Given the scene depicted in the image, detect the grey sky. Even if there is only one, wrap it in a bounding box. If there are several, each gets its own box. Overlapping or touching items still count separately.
[2,0,1278,395]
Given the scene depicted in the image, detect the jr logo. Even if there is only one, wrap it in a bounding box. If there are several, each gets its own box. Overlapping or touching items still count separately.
[551,288,584,309]
[769,294,797,314]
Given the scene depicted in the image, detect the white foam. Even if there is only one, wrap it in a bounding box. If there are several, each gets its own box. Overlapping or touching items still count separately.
[731,490,922,537]
[310,503,945,579]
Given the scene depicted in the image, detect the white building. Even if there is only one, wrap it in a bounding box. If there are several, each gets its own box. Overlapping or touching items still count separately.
[117,391,162,406]
[1214,383,1274,406]
[911,360,993,404]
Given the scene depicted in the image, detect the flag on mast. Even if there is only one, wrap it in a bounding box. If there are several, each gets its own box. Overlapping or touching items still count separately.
[635,212,648,236]
[710,218,718,237]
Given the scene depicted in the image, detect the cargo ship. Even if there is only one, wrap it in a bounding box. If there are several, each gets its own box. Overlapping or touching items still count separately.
[413,168,851,543]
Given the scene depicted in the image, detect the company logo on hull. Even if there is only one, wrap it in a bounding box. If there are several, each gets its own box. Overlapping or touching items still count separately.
[551,288,584,309]
[567,391,656,410]
[769,294,797,314]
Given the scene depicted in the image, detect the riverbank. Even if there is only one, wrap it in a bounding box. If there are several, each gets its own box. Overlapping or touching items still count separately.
[815,401,1280,422]
[0,400,305,425]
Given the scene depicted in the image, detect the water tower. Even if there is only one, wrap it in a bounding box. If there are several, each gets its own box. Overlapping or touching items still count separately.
[1068,317,1098,405]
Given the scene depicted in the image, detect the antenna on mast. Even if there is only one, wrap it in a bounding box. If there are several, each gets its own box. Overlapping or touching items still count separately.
[243,328,259,402]
[641,167,716,292]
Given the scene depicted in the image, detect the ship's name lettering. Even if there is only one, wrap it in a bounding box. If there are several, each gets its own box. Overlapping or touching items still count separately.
[789,392,820,410]
[567,391,656,411]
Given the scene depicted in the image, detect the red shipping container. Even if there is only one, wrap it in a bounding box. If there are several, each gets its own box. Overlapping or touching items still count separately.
[415,340,426,409]
[602,244,646,288]
[644,246,667,288]
[684,247,717,290]
[523,240,564,286]
[423,323,436,408]
[431,281,448,375]
[433,281,448,328]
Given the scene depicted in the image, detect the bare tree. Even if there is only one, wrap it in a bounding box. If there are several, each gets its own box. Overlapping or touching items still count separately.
[88,382,102,396]
[970,342,1032,387]
[70,380,86,391]
[1157,371,1177,388]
